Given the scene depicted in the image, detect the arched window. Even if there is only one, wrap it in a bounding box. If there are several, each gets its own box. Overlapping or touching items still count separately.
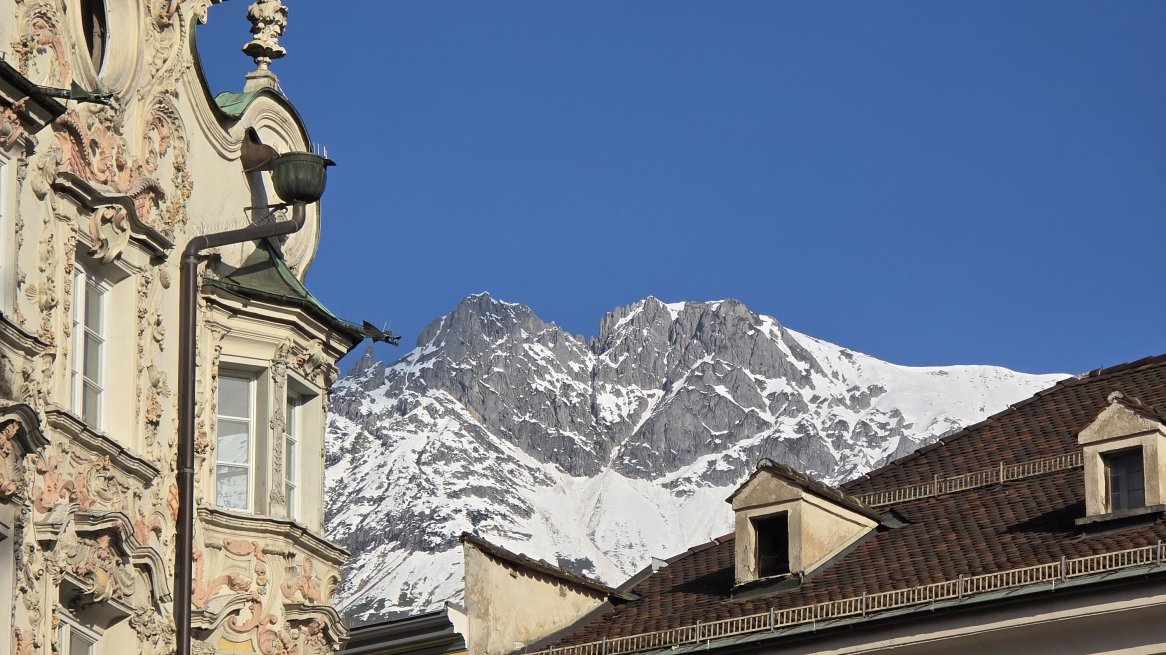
[80,0,108,70]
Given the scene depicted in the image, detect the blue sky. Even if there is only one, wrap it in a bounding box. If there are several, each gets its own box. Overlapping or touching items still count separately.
[196,1,1166,375]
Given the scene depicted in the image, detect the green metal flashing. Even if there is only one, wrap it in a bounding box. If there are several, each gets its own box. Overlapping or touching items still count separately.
[214,91,261,118]
[202,240,367,343]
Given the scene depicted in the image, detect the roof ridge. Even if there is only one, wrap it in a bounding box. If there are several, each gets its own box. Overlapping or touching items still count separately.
[458,533,625,598]
[841,353,1166,493]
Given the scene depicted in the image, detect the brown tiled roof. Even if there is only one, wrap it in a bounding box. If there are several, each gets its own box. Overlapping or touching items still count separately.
[549,353,1166,648]
[459,533,627,599]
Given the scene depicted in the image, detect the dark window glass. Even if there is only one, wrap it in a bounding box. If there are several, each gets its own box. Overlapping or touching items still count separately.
[1106,449,1145,512]
[752,513,789,578]
[80,0,107,68]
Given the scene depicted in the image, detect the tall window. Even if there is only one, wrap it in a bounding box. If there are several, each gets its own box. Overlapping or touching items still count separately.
[216,374,254,511]
[1106,449,1145,512]
[80,0,108,69]
[71,267,106,429]
[59,621,97,655]
[752,513,790,578]
[284,393,300,519]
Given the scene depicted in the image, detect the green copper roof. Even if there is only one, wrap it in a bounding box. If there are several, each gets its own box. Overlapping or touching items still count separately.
[214,91,261,118]
[204,239,364,341]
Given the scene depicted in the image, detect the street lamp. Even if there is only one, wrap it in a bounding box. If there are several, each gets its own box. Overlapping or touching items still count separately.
[174,135,334,655]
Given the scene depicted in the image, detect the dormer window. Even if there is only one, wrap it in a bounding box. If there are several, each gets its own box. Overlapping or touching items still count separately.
[728,459,880,587]
[752,513,789,577]
[80,0,108,69]
[1077,392,1166,522]
[1105,448,1145,512]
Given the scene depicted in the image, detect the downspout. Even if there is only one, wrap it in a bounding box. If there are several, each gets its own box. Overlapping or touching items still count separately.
[175,201,307,655]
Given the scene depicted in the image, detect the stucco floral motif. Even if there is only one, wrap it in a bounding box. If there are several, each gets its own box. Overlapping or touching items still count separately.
[87,205,131,264]
[191,546,254,608]
[11,1,71,86]
[280,556,321,604]
[227,596,299,655]
[53,107,168,233]
[0,98,29,150]
[133,507,164,546]
[31,454,80,514]
[0,421,22,499]
[13,627,35,655]
[131,604,176,655]
[68,532,138,602]
[223,538,270,562]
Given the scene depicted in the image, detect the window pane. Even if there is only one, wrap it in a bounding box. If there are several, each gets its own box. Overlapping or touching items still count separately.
[218,375,251,418]
[83,332,102,384]
[216,465,249,510]
[84,280,102,330]
[70,628,94,655]
[1108,450,1146,511]
[217,419,250,464]
[286,398,297,435]
[82,382,100,428]
[285,435,296,474]
[286,483,296,519]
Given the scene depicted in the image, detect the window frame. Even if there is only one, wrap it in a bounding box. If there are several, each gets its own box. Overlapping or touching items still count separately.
[215,371,256,513]
[71,264,108,431]
[1104,447,1146,513]
[751,512,791,578]
[58,615,100,655]
[79,0,109,72]
[284,391,301,520]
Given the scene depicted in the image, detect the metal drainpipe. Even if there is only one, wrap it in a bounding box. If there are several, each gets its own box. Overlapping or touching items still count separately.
[175,202,307,655]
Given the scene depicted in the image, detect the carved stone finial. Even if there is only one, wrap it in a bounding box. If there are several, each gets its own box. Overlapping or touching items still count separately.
[243,0,288,71]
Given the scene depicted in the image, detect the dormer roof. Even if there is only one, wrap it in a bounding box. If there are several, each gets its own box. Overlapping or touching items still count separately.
[726,458,881,521]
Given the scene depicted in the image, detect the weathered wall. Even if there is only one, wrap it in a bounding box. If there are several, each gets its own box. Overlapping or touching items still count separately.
[463,545,607,655]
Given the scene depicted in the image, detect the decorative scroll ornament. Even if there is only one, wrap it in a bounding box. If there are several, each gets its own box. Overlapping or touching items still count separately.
[227,596,299,655]
[0,98,30,150]
[12,0,71,86]
[0,421,22,499]
[243,0,289,69]
[269,341,290,508]
[280,556,321,604]
[66,531,138,602]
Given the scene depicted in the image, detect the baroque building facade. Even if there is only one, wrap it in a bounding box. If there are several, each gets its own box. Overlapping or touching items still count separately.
[0,1,373,653]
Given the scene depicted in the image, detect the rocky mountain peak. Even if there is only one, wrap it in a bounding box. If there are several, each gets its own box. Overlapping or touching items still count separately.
[325,293,1066,623]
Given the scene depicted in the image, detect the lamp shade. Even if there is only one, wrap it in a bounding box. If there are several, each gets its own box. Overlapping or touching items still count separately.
[271,152,335,204]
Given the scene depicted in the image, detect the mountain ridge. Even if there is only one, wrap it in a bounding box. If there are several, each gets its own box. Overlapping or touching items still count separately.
[325,293,1066,623]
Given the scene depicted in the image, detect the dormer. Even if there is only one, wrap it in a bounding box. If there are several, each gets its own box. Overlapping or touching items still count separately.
[727,459,880,587]
[1078,391,1166,521]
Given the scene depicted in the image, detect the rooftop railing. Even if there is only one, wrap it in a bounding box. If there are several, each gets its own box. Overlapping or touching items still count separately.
[540,540,1162,655]
[852,451,1083,508]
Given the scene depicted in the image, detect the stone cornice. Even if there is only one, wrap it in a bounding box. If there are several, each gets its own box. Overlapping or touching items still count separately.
[53,171,175,257]
[0,402,48,452]
[0,311,50,358]
[74,510,172,602]
[197,506,349,566]
[284,601,349,642]
[44,408,161,485]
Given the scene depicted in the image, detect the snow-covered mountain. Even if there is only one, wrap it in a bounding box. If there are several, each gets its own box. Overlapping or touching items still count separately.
[325,293,1066,623]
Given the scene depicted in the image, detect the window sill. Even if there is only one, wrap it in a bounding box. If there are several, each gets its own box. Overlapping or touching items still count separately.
[1075,504,1166,526]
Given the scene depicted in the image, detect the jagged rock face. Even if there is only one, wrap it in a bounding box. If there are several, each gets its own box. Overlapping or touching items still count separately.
[326,293,1065,623]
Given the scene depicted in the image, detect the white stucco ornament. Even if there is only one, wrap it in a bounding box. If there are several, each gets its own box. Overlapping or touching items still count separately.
[243,0,288,70]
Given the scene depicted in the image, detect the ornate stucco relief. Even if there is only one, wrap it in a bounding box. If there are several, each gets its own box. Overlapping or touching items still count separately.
[11,0,71,86]
[268,340,290,510]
